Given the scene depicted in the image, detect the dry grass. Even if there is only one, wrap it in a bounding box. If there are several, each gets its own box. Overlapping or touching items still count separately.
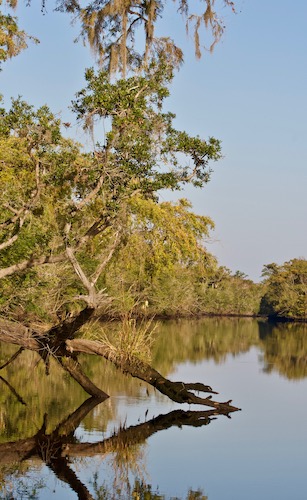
[80,314,158,363]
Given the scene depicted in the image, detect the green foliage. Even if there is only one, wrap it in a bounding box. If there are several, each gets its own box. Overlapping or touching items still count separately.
[260,258,307,320]
[102,200,262,318]
[0,102,81,255]
[0,1,266,324]
[72,64,221,192]
[200,270,263,316]
[0,65,223,322]
[100,196,217,316]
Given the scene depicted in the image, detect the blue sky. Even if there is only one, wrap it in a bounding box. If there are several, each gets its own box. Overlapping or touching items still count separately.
[1,0,306,281]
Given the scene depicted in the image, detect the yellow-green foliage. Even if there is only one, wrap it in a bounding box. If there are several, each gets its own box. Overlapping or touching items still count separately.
[129,196,214,272]
[103,196,216,315]
[261,258,307,319]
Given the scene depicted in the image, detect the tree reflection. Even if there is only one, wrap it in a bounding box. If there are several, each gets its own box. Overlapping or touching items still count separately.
[153,319,307,382]
[0,394,229,499]
[258,321,307,379]
[153,318,259,373]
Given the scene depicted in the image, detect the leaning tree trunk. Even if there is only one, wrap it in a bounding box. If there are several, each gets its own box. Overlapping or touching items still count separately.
[0,310,240,413]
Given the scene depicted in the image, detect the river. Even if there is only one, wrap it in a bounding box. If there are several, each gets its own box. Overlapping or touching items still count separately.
[0,317,306,499]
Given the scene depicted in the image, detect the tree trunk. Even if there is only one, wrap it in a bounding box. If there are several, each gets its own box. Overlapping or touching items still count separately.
[0,313,240,413]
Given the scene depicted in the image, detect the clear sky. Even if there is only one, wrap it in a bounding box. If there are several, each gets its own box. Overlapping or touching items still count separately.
[1,0,306,281]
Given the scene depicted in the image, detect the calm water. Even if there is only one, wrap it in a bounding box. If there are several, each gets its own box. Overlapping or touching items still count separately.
[0,318,307,499]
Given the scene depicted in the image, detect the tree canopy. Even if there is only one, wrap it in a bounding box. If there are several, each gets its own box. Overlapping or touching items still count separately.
[0,63,221,317]
[0,53,241,413]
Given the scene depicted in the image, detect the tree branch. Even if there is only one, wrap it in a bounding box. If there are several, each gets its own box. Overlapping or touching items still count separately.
[0,375,27,405]
[0,346,24,370]
[66,338,240,413]
[0,252,67,280]
[91,229,122,285]
[0,213,27,250]
[74,165,105,212]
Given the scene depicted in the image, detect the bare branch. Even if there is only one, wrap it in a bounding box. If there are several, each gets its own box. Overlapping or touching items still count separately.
[0,253,67,280]
[74,169,105,211]
[91,229,122,285]
[2,203,21,216]
[0,212,27,250]
[58,356,109,399]
[66,246,94,292]
[0,233,19,251]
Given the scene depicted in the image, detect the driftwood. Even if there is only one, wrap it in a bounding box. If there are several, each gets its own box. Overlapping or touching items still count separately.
[0,309,240,413]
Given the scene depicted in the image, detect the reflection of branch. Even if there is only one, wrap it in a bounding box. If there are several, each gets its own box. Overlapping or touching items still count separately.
[35,398,99,499]
[0,398,227,465]
[0,375,26,405]
[0,346,24,370]
[54,395,104,437]
[0,396,102,465]
[67,408,220,459]
[0,397,234,498]
[49,459,94,500]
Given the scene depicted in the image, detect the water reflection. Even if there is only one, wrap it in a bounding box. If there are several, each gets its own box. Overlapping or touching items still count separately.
[258,321,307,379]
[1,318,307,498]
[0,394,220,499]
[153,318,258,370]
[153,318,307,380]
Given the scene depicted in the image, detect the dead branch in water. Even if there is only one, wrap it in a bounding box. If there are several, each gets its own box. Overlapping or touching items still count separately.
[0,311,240,413]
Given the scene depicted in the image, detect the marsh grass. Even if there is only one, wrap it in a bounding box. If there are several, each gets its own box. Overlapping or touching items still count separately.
[80,314,158,363]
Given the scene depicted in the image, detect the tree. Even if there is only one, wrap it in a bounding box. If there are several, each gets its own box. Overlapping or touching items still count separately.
[0,0,241,412]
[0,62,239,412]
